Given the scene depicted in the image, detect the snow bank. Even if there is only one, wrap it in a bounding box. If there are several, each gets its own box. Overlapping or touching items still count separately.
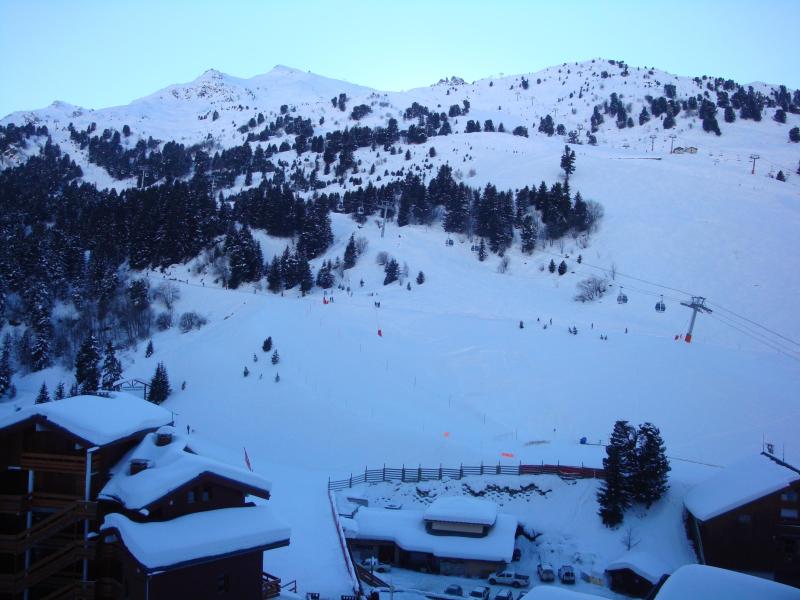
[0,392,171,447]
[605,551,670,583]
[101,505,289,570]
[684,453,800,521]
[655,564,800,599]
[423,496,498,525]
[99,426,272,509]
[348,507,516,562]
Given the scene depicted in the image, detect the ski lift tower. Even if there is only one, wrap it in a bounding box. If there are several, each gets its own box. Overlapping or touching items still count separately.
[680,296,712,343]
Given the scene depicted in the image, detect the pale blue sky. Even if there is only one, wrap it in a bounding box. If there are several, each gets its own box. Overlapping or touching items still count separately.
[1,0,798,118]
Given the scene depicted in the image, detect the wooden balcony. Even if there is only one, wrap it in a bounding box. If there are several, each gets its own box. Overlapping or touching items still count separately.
[262,572,281,599]
[0,539,94,596]
[0,500,96,554]
[0,493,28,514]
[20,452,98,475]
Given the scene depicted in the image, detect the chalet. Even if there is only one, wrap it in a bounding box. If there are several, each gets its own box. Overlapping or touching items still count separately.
[344,496,516,577]
[650,564,800,600]
[0,393,289,600]
[605,551,669,598]
[683,451,800,587]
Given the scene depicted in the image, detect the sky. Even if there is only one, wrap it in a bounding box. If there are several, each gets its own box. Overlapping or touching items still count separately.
[1,0,798,118]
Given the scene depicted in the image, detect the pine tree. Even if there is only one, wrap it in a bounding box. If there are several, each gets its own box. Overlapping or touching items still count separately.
[548,259,556,273]
[54,382,65,400]
[343,234,358,269]
[776,170,786,182]
[101,342,122,391]
[145,340,154,357]
[35,382,50,404]
[478,239,487,262]
[0,337,11,398]
[271,350,280,365]
[298,255,314,296]
[520,215,537,254]
[243,366,250,377]
[632,423,670,507]
[791,127,800,143]
[597,421,637,527]
[75,335,101,394]
[262,337,273,353]
[267,256,282,293]
[148,362,171,405]
[383,259,399,285]
[558,261,567,276]
[416,271,425,285]
[560,146,576,180]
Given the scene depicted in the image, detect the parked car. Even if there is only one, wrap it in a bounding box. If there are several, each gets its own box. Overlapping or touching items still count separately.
[444,585,464,597]
[487,570,530,588]
[359,556,391,573]
[494,591,514,600]
[468,587,491,600]
[537,563,556,582]
[558,564,576,584]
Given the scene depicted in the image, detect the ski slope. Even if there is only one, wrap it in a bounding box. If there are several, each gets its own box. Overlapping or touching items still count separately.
[2,59,800,593]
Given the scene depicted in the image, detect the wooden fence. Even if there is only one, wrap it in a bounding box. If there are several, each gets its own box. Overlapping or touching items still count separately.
[328,462,605,491]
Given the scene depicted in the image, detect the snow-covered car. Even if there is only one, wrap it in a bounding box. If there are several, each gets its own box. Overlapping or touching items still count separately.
[444,585,464,597]
[494,591,514,600]
[468,587,490,600]
[359,556,391,573]
[487,570,530,588]
[537,563,556,582]
[558,564,576,584]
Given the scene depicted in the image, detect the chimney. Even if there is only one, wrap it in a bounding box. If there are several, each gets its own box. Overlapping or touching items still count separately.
[129,459,150,475]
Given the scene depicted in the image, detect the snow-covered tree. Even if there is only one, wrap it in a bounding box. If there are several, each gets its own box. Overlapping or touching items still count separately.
[101,342,123,391]
[75,335,101,394]
[632,422,670,507]
[35,382,50,404]
[597,421,637,527]
[148,362,171,405]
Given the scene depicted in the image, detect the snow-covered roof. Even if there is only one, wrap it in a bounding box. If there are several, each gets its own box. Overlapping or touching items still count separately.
[0,393,172,447]
[99,427,271,509]
[346,506,516,563]
[684,453,800,521]
[605,551,670,584]
[422,496,498,526]
[654,564,800,600]
[522,588,604,600]
[101,505,289,571]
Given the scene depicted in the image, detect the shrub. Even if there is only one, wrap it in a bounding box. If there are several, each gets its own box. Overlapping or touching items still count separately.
[179,312,207,333]
[155,312,172,331]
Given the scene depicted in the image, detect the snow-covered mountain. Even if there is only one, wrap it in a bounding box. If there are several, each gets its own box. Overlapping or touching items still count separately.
[2,59,800,594]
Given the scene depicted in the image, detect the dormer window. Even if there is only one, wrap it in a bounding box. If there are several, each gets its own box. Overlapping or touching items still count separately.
[187,490,196,504]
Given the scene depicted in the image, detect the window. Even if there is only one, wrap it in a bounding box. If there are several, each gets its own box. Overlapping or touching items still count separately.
[737,514,752,524]
[216,574,230,593]
[781,491,799,502]
[780,508,799,520]
[187,490,196,504]
[202,486,211,502]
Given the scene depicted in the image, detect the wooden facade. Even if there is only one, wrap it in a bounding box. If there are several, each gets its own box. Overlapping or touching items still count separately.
[606,566,655,598]
[0,415,148,600]
[96,536,270,600]
[1,402,288,600]
[687,477,800,587]
[347,539,504,578]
